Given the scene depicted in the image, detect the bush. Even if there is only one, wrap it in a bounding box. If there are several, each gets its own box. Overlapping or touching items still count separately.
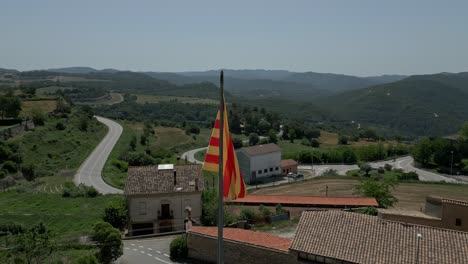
[259,205,271,217]
[55,121,66,130]
[338,135,349,145]
[102,201,128,230]
[77,254,99,264]
[62,184,100,198]
[384,164,392,171]
[86,186,98,197]
[301,138,310,146]
[275,204,285,214]
[377,167,385,174]
[170,236,188,259]
[239,207,258,221]
[2,160,17,173]
[398,171,419,181]
[322,169,339,177]
[32,110,46,126]
[111,160,128,173]
[21,164,36,181]
[310,138,320,148]
[354,207,378,216]
[92,222,123,264]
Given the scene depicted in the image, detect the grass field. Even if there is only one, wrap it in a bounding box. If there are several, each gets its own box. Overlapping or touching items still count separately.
[36,86,74,96]
[250,176,468,211]
[9,114,107,177]
[0,190,121,243]
[21,99,58,116]
[318,131,338,145]
[135,94,218,105]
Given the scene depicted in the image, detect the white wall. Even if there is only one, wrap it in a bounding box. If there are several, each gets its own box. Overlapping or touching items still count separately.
[128,192,202,233]
[250,152,281,180]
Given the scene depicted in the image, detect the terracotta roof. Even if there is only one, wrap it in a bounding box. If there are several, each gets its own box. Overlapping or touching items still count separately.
[281,159,298,167]
[189,226,291,252]
[229,195,378,207]
[240,143,280,156]
[124,164,204,195]
[291,210,468,264]
[442,197,468,207]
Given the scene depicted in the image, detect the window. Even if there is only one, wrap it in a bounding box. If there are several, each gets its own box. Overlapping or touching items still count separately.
[258,170,262,174]
[139,202,147,215]
[275,167,279,170]
[456,218,462,226]
[269,167,273,172]
[264,169,267,173]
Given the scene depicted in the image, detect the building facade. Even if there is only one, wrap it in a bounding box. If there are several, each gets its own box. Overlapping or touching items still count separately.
[124,164,204,236]
[379,195,468,232]
[236,143,281,184]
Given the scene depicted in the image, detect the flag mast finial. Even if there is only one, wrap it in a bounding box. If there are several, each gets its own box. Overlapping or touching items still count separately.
[217,70,224,264]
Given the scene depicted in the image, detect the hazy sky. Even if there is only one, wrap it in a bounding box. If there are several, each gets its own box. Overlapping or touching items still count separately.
[1,0,468,76]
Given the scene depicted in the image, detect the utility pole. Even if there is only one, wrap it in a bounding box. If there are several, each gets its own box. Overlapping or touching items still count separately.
[217,71,224,264]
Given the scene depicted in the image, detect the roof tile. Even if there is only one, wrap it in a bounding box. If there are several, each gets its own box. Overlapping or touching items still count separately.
[230,195,378,207]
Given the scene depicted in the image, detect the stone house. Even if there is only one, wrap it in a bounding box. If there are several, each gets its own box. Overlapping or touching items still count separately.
[124,164,204,236]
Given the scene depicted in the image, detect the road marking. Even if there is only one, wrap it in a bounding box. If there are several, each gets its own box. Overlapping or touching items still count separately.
[156,251,161,254]
[139,245,144,248]
[155,256,172,264]
[130,243,135,246]
[132,249,137,252]
[148,248,153,251]
[148,253,153,257]
[140,251,145,254]
[164,254,170,257]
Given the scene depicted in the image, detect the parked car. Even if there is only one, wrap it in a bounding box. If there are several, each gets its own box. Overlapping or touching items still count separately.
[292,173,304,180]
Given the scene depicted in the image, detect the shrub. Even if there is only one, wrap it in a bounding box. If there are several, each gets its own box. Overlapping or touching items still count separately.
[310,138,320,148]
[323,169,339,177]
[354,207,378,216]
[86,186,98,197]
[239,207,258,221]
[301,138,310,146]
[2,160,17,173]
[398,171,419,181]
[111,160,128,173]
[77,254,99,264]
[92,222,123,264]
[170,236,188,259]
[102,201,128,230]
[384,164,392,171]
[377,167,385,174]
[259,204,271,217]
[21,164,36,181]
[32,110,46,126]
[338,135,349,145]
[55,121,66,130]
[275,204,285,214]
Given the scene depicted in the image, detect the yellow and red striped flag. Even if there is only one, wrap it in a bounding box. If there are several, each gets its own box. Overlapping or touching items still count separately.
[203,98,246,200]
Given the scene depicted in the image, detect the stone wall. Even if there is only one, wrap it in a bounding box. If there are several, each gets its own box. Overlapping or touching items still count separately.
[379,213,443,228]
[187,232,296,264]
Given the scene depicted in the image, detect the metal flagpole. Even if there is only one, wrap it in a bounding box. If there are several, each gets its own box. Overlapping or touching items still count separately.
[217,70,224,264]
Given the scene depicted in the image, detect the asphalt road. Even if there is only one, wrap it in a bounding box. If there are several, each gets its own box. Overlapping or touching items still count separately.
[118,236,183,264]
[73,116,124,194]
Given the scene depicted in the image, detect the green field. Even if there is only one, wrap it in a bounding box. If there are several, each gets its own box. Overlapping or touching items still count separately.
[135,94,218,105]
[0,190,121,242]
[9,114,107,177]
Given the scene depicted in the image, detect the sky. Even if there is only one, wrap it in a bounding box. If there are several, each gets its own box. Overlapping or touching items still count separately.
[1,0,468,76]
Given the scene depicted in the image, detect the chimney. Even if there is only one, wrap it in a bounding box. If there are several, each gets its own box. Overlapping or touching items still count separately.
[173,170,177,186]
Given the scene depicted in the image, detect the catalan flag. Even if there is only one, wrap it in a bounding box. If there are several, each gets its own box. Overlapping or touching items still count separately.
[203,97,246,200]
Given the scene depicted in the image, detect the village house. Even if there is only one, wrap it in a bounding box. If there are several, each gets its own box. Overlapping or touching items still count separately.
[236,143,281,184]
[280,159,298,175]
[124,164,204,236]
[290,210,468,264]
[379,195,468,232]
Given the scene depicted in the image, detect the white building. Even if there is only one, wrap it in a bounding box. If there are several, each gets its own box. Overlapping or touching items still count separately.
[124,164,204,236]
[236,143,282,184]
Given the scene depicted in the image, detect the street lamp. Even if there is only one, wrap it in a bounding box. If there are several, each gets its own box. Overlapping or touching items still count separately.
[415,233,422,264]
[450,150,454,175]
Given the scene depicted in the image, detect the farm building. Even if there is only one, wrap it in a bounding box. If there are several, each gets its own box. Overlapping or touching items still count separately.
[236,143,281,184]
[124,164,204,236]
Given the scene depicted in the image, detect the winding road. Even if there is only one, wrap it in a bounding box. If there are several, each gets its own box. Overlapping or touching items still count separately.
[74,116,124,194]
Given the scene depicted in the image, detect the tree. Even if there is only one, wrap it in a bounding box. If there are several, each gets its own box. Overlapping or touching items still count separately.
[249,133,259,146]
[129,136,137,151]
[170,236,188,259]
[460,122,468,141]
[21,164,36,181]
[338,135,349,145]
[355,175,398,208]
[79,117,89,131]
[31,110,46,126]
[92,222,123,264]
[268,129,278,144]
[0,96,21,119]
[140,134,147,146]
[189,126,200,135]
[257,119,271,135]
[359,163,372,176]
[232,138,243,149]
[9,223,55,264]
[102,201,128,230]
[413,138,433,166]
[310,138,320,148]
[288,130,297,143]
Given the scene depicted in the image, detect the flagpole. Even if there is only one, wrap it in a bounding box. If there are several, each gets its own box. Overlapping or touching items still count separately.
[217,70,224,264]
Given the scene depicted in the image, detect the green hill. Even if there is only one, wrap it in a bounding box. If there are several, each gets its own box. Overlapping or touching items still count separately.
[319,75,468,136]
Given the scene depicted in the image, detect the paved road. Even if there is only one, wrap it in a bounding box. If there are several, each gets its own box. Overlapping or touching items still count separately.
[181,147,205,165]
[74,116,124,194]
[118,236,183,264]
